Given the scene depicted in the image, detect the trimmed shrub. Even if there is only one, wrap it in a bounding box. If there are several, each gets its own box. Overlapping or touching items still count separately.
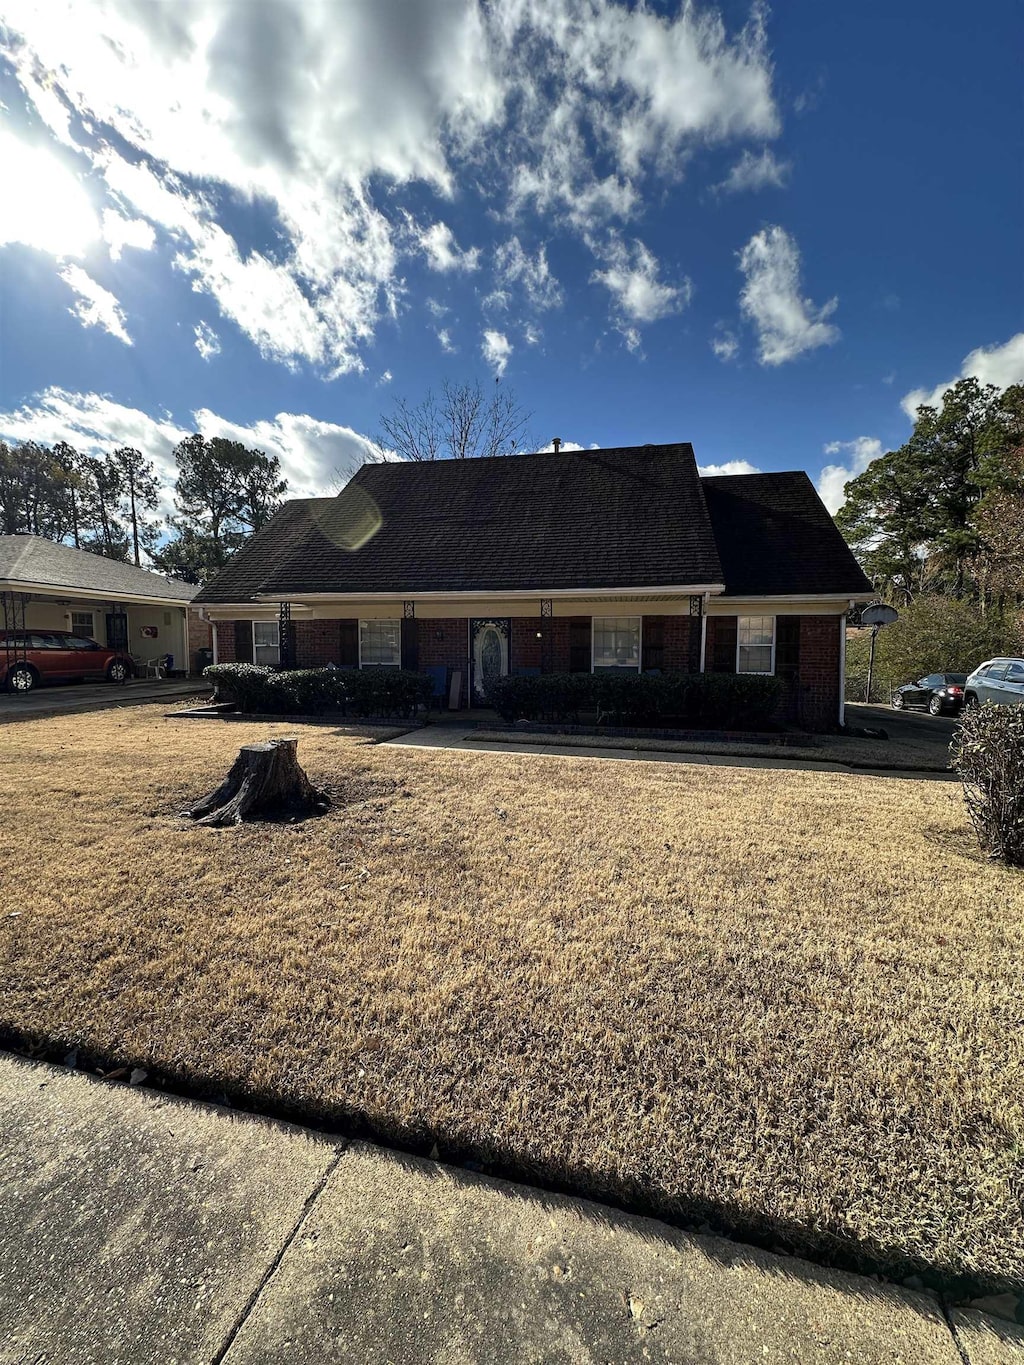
[204,663,276,710]
[203,663,432,719]
[951,703,1024,866]
[485,670,782,730]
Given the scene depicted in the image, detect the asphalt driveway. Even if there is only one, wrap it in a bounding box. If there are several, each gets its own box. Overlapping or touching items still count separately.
[846,700,959,759]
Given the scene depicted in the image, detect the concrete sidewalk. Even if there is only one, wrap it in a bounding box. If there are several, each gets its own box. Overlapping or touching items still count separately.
[1,1056,1018,1364]
[383,721,954,781]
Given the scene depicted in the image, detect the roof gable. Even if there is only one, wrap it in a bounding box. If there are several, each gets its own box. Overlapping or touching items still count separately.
[701,472,872,597]
[196,444,724,601]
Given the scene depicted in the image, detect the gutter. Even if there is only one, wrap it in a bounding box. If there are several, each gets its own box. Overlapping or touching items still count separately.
[251,584,728,604]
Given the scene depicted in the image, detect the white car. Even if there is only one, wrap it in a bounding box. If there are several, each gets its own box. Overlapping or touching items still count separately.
[963,658,1024,709]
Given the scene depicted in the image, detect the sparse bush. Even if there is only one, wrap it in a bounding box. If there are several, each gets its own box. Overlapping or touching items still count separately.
[951,703,1024,866]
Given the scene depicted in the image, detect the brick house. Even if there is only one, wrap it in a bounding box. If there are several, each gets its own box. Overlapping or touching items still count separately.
[193,443,872,730]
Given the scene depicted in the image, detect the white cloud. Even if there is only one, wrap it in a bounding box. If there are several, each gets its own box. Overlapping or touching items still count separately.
[192,408,377,493]
[58,264,132,344]
[1,0,781,369]
[436,328,456,354]
[698,459,760,476]
[591,236,689,330]
[102,209,156,261]
[482,329,512,377]
[738,225,839,365]
[816,436,883,514]
[0,128,98,257]
[901,333,1024,418]
[710,324,739,362]
[194,321,221,361]
[419,221,480,273]
[494,236,562,310]
[0,387,376,500]
[714,147,789,194]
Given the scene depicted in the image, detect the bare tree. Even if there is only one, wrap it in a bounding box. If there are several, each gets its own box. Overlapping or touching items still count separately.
[374,380,532,462]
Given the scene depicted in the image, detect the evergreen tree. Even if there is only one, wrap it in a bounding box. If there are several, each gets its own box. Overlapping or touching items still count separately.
[110,445,162,565]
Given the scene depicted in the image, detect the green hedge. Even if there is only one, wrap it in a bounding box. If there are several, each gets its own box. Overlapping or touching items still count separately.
[485,671,782,729]
[204,664,433,719]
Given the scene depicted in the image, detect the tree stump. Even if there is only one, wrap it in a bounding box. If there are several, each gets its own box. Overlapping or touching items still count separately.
[185,737,330,827]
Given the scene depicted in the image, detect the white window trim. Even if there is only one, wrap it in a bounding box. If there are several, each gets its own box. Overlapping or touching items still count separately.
[358,618,402,669]
[252,619,281,667]
[70,611,95,636]
[591,615,642,672]
[736,615,776,676]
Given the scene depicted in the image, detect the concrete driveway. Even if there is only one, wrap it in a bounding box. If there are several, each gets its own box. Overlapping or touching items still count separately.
[0,677,210,722]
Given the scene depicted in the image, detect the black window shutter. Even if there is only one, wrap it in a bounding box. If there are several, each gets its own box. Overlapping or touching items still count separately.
[338,619,359,667]
[642,617,665,671]
[400,617,418,672]
[569,616,591,673]
[775,616,800,679]
[710,616,737,673]
[234,620,254,663]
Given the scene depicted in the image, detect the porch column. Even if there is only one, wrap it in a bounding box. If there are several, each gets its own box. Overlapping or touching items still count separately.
[540,599,553,673]
[278,601,293,668]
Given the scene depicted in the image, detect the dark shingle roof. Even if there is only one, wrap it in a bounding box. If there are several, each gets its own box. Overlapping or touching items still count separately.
[195,444,724,602]
[701,472,872,597]
[0,535,197,602]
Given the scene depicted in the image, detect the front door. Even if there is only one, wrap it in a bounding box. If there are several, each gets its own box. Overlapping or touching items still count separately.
[471,618,510,703]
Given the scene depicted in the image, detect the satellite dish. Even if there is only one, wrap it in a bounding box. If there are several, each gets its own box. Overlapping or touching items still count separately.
[861,602,898,627]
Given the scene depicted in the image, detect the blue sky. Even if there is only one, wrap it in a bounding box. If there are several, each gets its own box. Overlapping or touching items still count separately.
[1,0,1021,519]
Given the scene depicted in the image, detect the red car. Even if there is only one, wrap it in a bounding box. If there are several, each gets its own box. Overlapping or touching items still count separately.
[1,630,133,692]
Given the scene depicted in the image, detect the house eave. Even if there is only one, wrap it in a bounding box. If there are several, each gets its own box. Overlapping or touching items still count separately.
[250,583,727,604]
[713,591,874,604]
[0,577,194,607]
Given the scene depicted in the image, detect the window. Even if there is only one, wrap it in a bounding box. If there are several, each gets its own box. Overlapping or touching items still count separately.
[359,619,401,668]
[71,611,94,639]
[252,620,280,667]
[737,615,775,674]
[593,616,640,671]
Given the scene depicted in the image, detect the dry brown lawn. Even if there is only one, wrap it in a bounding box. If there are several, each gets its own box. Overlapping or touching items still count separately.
[1,706,1021,1289]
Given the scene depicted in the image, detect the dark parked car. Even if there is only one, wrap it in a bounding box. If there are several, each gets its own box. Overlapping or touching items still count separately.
[891,672,967,715]
[963,658,1024,709]
[0,631,133,693]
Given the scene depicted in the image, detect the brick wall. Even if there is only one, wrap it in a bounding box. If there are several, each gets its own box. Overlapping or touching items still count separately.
[792,615,841,731]
[511,617,543,670]
[294,618,344,667]
[643,614,700,671]
[544,618,572,672]
[214,619,240,663]
[186,610,212,669]
[417,618,470,674]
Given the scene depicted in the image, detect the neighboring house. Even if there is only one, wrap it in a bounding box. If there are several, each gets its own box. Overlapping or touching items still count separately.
[0,534,209,673]
[193,443,873,729]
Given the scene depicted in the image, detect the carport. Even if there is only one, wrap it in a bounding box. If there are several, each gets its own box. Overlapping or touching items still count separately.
[0,534,204,677]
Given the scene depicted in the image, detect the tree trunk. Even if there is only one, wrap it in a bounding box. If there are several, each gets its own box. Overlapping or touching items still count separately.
[184,737,329,827]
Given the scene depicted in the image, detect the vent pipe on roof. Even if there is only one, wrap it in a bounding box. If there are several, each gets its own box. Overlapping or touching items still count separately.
[551,437,561,454]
